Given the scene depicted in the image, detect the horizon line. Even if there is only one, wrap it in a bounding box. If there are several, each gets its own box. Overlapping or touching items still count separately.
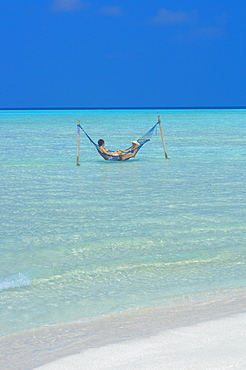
[1,106,246,111]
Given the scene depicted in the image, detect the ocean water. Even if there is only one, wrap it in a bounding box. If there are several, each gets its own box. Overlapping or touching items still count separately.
[0,108,246,343]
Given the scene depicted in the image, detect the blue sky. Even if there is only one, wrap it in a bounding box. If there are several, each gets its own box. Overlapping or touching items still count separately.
[0,0,245,108]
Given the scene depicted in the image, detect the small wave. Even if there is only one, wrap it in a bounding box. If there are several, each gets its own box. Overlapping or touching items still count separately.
[0,272,31,291]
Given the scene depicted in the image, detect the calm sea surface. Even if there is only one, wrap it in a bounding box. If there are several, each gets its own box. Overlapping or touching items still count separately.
[0,109,246,339]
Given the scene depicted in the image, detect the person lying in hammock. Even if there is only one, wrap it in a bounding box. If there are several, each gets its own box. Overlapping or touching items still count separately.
[98,139,140,159]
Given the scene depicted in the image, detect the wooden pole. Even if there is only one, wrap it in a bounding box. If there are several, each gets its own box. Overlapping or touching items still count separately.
[76,121,81,166]
[158,116,168,159]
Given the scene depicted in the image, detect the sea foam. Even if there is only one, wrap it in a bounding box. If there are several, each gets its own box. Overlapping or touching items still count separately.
[0,272,31,291]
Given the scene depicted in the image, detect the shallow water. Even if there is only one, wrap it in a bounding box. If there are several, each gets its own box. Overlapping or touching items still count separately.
[0,108,246,340]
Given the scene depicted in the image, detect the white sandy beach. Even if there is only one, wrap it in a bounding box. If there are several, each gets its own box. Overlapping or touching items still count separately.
[0,293,245,370]
[1,110,245,370]
[36,313,246,370]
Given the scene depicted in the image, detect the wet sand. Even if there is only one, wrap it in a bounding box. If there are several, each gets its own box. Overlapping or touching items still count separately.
[0,290,245,370]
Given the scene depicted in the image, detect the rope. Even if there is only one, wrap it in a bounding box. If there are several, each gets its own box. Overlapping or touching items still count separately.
[78,121,160,161]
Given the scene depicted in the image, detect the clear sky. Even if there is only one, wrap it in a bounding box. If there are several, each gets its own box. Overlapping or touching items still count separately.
[0,0,245,109]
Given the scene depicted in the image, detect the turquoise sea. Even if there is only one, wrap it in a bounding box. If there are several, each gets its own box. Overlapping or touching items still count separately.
[0,109,246,362]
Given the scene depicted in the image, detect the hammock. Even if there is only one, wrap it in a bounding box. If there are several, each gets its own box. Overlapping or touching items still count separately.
[77,120,160,161]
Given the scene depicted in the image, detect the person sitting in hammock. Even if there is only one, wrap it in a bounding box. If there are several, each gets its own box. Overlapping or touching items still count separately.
[118,140,141,159]
[97,139,119,156]
[98,139,140,158]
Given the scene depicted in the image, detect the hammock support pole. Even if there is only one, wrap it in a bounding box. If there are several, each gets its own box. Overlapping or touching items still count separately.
[158,116,168,159]
[76,121,81,166]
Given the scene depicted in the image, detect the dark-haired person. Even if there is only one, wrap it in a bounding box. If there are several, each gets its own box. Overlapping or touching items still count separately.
[98,139,140,158]
[98,139,119,156]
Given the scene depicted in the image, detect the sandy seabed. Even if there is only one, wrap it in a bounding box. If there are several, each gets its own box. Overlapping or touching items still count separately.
[36,313,246,370]
[1,291,246,370]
